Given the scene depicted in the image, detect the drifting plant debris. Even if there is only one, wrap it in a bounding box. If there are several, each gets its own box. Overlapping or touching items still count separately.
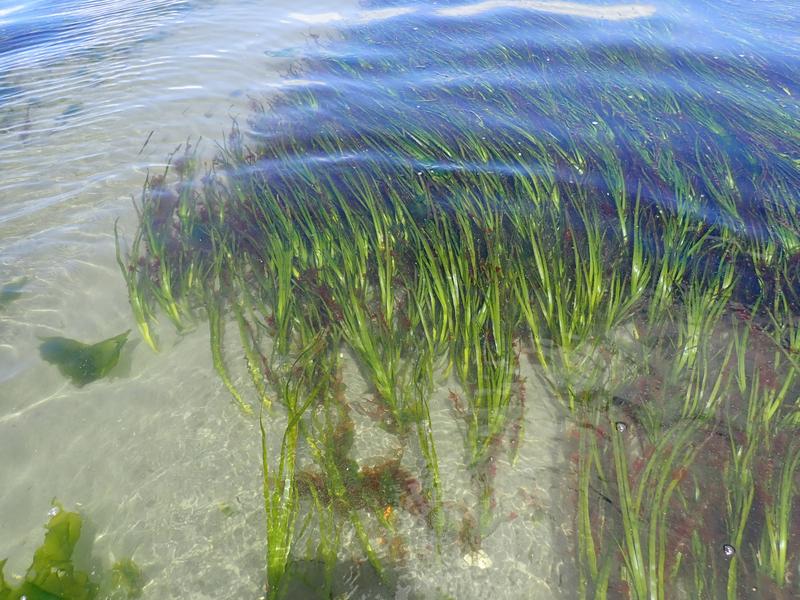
[38,330,130,387]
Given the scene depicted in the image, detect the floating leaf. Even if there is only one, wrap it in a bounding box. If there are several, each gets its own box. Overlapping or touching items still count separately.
[39,330,130,387]
[0,277,28,310]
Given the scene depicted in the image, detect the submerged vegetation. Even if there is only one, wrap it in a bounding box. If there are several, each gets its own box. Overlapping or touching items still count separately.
[0,503,144,600]
[118,1,799,597]
[38,331,130,387]
[0,503,96,600]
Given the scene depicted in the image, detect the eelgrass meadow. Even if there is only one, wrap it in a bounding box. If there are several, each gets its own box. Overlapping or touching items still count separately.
[115,1,800,597]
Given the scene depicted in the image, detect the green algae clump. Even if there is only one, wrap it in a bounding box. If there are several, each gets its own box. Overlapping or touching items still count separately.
[0,503,96,600]
[38,330,130,387]
[0,504,145,600]
[106,559,145,600]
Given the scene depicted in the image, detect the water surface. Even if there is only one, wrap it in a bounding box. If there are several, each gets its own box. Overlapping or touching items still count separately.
[1,1,799,599]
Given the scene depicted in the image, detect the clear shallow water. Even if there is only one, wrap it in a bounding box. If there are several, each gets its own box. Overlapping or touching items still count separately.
[0,1,352,597]
[1,1,799,599]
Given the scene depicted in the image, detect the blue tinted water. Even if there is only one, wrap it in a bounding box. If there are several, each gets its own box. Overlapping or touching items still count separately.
[0,1,799,599]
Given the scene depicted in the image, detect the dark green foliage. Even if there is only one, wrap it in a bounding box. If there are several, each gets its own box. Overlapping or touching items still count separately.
[38,331,130,387]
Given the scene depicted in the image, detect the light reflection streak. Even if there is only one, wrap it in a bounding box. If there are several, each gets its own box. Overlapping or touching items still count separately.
[289,1,656,26]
